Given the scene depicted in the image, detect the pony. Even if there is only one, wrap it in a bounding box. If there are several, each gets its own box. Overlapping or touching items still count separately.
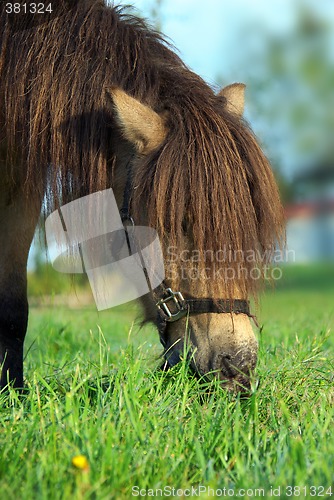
[0,0,284,391]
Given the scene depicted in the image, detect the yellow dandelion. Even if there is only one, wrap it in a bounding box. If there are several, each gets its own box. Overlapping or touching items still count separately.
[72,455,90,471]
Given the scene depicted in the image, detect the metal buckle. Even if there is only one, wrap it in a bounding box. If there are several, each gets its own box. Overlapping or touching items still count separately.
[156,288,188,322]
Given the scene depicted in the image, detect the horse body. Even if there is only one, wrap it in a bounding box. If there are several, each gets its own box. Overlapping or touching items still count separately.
[0,1,284,390]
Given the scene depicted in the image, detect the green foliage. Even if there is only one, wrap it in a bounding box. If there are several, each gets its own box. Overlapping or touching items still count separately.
[1,266,333,498]
[218,2,334,192]
[273,170,296,204]
[264,6,334,165]
[28,262,72,296]
[28,251,89,297]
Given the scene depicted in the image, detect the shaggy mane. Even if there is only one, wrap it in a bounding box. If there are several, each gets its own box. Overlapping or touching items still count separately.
[0,0,285,298]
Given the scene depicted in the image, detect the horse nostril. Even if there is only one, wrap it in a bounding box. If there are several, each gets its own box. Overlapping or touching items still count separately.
[213,353,239,378]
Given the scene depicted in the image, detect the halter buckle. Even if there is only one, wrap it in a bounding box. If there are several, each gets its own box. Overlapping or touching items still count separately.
[156,288,188,322]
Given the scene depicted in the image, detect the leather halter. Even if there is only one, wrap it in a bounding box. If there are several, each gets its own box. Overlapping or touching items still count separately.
[155,287,250,322]
[119,156,254,336]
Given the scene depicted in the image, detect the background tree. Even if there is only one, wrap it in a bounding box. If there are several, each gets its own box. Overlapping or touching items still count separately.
[220,2,334,202]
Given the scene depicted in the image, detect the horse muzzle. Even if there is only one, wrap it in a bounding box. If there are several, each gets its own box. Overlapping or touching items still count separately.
[162,311,258,392]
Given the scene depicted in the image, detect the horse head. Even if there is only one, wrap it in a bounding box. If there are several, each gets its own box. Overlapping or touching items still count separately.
[107,84,282,391]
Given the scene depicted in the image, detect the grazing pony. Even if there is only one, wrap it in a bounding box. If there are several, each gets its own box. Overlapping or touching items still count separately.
[0,1,284,390]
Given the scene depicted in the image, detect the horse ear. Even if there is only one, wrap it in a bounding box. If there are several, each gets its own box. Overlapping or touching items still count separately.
[218,83,246,117]
[107,87,168,154]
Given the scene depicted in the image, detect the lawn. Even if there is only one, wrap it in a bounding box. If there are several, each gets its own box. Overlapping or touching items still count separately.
[0,265,333,499]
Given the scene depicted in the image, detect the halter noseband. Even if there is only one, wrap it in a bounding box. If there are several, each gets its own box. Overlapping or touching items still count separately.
[155,287,250,322]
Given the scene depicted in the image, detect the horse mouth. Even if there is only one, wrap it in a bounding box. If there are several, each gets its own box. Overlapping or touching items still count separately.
[161,346,256,394]
[213,372,255,393]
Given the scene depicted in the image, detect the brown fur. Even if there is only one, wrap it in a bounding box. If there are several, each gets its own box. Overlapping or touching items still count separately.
[0,0,285,301]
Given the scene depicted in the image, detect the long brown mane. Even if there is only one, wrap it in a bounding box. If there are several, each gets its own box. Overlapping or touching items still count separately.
[0,0,285,298]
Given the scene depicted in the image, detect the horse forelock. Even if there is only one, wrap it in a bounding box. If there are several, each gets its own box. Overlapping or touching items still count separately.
[133,95,285,298]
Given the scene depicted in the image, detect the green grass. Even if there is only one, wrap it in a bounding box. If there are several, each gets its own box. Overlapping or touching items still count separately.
[0,265,333,499]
